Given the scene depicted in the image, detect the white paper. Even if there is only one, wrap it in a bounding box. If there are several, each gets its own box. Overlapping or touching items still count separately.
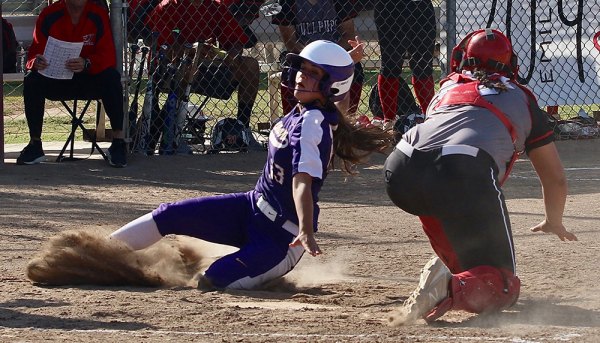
[39,36,83,79]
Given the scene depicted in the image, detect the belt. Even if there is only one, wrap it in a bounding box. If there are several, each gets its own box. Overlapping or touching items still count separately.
[396,140,479,158]
[256,195,299,236]
[257,195,278,222]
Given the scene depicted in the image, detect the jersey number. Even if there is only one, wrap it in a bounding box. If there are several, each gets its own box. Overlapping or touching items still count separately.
[269,159,285,185]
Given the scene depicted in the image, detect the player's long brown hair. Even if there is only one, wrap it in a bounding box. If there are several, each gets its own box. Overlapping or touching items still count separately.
[323,101,393,174]
[473,70,509,92]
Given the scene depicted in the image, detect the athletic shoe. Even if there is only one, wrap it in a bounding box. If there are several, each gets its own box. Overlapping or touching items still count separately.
[383,120,396,131]
[401,256,452,324]
[370,117,385,129]
[370,117,396,131]
[355,114,373,128]
[106,139,127,168]
[196,274,217,292]
[16,141,46,165]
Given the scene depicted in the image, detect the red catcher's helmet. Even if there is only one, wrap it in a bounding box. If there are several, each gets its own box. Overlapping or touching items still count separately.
[450,28,518,78]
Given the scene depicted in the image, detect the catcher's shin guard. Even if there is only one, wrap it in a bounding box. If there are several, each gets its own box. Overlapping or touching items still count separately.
[424,266,521,322]
[449,266,521,314]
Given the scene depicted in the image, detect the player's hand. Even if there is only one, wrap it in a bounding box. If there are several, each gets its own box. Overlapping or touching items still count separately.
[66,57,86,73]
[290,232,322,256]
[530,220,578,241]
[348,35,365,63]
[33,54,49,71]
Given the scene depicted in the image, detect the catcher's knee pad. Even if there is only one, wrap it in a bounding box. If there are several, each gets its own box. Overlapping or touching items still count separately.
[450,266,520,314]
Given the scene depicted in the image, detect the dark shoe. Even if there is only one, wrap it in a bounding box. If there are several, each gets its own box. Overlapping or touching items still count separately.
[16,141,46,165]
[107,139,128,168]
[195,274,217,293]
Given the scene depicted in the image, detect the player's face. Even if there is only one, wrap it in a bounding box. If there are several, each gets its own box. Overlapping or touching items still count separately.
[294,61,326,104]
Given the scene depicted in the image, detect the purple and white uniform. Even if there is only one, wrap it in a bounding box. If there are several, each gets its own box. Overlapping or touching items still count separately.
[151,103,337,289]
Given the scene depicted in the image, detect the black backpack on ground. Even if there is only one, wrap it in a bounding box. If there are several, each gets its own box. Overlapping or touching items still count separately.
[208,118,250,154]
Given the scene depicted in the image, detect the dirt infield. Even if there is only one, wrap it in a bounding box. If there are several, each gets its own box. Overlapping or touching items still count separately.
[1,139,599,342]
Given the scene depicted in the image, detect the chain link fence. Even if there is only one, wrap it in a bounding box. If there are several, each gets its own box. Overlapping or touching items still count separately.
[3,0,600,154]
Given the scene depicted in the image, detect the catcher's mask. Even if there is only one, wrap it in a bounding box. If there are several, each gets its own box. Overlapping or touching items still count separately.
[281,40,354,103]
[450,28,518,78]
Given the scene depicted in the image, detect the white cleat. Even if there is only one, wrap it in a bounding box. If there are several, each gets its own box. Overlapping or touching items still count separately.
[390,256,452,325]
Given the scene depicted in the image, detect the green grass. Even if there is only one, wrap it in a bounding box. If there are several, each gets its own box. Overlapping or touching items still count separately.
[4,68,598,144]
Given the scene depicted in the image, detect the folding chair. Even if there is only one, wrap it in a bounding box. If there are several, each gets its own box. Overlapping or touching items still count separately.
[180,97,211,149]
[55,98,108,162]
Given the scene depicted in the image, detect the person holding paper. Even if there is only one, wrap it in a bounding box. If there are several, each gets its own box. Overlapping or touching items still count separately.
[17,0,128,167]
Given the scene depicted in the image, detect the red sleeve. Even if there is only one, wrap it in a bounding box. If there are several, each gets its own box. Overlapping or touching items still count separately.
[86,3,117,74]
[26,9,49,70]
[213,3,248,50]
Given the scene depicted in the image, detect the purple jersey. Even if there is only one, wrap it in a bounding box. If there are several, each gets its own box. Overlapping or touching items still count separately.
[255,104,338,231]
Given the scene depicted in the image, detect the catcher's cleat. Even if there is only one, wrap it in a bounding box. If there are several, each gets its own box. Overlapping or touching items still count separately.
[401,256,452,324]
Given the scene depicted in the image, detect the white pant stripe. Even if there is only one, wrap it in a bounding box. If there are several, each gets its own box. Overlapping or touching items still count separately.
[490,167,516,273]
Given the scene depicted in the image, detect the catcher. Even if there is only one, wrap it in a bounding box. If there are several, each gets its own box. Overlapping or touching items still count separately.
[384,28,578,324]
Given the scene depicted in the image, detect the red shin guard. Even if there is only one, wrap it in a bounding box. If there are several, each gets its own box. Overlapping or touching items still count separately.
[450,266,521,314]
[412,75,435,113]
[377,75,400,121]
[425,266,520,322]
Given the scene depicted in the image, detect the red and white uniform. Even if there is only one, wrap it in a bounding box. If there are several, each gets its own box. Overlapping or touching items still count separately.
[26,0,116,74]
[384,71,554,315]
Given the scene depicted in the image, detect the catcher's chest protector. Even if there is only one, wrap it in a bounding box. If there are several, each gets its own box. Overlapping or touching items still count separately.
[433,73,519,185]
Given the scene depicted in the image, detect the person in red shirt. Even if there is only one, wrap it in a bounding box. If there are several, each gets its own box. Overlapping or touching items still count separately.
[17,0,127,167]
[131,0,260,143]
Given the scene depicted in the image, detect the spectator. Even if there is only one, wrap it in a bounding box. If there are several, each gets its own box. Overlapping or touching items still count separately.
[272,0,365,116]
[130,0,260,144]
[384,29,577,324]
[372,0,436,130]
[17,0,127,167]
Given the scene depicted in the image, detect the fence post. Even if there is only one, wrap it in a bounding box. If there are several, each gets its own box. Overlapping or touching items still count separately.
[110,0,129,140]
[1,6,4,166]
[264,42,281,123]
[444,0,457,75]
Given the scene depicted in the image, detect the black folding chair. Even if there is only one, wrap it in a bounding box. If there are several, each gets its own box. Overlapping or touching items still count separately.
[55,98,108,162]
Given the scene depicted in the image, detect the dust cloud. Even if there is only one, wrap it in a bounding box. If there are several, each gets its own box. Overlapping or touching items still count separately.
[26,230,208,288]
[285,251,351,287]
[26,231,354,292]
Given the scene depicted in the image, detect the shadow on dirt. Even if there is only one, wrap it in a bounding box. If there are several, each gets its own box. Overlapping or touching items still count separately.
[433,298,600,328]
[0,299,155,330]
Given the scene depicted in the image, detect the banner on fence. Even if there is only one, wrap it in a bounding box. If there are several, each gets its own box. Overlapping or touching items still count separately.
[444,0,600,107]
